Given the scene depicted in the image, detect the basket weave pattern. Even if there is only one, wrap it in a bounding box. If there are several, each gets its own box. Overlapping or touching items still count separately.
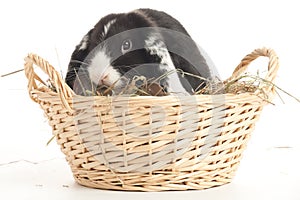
[24,48,278,191]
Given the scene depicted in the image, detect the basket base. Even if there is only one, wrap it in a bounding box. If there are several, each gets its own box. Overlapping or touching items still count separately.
[69,152,242,191]
[73,174,234,192]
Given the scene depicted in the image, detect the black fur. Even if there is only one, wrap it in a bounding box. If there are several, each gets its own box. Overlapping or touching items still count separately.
[66,8,212,95]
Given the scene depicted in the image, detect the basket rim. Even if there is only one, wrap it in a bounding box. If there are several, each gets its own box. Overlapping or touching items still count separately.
[24,47,279,112]
[34,84,269,105]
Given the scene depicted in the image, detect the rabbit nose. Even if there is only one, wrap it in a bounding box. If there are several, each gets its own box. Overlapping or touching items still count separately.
[100,74,109,84]
[97,65,122,88]
[102,74,108,81]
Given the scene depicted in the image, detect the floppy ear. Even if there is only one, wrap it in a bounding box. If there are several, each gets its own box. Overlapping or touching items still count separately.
[160,29,213,91]
[65,29,94,89]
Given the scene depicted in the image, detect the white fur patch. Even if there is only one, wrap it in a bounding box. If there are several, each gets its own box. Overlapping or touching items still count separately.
[101,65,122,86]
[145,34,190,95]
[197,45,215,77]
[102,19,116,38]
[88,49,110,84]
[145,35,174,69]
[79,35,89,50]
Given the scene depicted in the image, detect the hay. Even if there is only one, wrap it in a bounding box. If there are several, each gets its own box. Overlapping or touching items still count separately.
[0,69,24,77]
[1,63,298,104]
[26,65,299,104]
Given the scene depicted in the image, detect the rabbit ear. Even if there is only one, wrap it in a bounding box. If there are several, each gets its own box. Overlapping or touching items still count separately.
[145,33,173,67]
[65,29,94,89]
[77,34,90,51]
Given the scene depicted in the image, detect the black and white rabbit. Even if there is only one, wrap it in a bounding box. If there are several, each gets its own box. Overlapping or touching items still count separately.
[65,8,214,96]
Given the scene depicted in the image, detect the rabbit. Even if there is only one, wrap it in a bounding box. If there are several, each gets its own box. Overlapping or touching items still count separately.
[65,8,214,96]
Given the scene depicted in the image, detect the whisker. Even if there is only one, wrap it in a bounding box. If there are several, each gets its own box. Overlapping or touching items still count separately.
[65,72,84,81]
[70,60,89,66]
[65,68,89,79]
[74,69,88,96]
[114,64,145,77]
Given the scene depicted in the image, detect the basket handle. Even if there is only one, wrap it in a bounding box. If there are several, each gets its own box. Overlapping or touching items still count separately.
[226,47,279,93]
[24,53,74,112]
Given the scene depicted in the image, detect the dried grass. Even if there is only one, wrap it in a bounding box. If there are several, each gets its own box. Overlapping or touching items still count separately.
[69,69,299,104]
[3,67,298,104]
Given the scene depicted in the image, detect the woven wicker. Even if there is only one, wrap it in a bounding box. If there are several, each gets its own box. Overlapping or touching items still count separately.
[24,48,279,191]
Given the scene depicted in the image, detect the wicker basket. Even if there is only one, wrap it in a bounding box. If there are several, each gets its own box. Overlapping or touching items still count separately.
[24,48,279,191]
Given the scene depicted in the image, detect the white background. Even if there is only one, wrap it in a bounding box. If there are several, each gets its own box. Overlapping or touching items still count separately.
[0,0,299,199]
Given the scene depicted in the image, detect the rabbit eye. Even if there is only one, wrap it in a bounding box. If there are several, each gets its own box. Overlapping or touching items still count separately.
[121,39,132,54]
